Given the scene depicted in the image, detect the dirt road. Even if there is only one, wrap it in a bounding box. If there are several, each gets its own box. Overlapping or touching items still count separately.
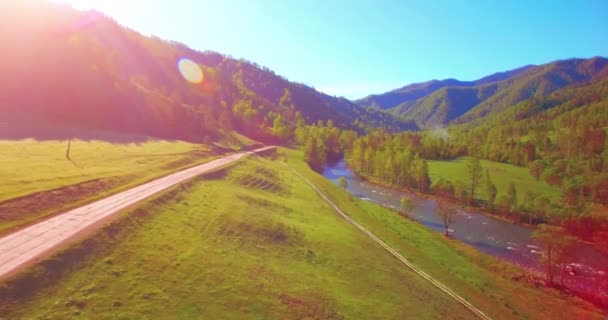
[0,146,275,280]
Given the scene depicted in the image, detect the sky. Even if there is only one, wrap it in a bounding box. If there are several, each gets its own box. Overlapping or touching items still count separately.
[56,0,608,99]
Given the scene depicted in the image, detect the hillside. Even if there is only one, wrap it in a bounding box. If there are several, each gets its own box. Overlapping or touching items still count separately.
[0,1,413,144]
[357,58,608,128]
[355,65,533,110]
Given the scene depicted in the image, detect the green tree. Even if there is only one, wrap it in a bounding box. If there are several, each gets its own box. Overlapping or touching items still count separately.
[272,114,290,141]
[482,168,497,205]
[400,197,414,214]
[304,137,326,172]
[465,158,483,201]
[507,182,517,206]
[528,160,546,180]
[413,155,430,192]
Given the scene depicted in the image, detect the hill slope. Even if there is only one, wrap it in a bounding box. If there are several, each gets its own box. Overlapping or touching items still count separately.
[357,58,608,128]
[0,1,413,144]
[355,65,533,110]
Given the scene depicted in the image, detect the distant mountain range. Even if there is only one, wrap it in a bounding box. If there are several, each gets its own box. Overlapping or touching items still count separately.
[356,58,608,128]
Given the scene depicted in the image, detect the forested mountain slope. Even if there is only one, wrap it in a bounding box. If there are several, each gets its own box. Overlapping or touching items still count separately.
[357,58,608,128]
[355,65,533,111]
[0,1,413,144]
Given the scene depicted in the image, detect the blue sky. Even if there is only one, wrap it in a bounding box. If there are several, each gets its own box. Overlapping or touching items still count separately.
[59,0,608,99]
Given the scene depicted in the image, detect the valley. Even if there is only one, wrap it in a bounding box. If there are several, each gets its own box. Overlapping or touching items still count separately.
[1,1,607,319]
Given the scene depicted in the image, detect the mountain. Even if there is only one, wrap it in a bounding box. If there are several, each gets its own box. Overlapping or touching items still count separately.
[0,1,414,143]
[355,65,534,110]
[357,58,608,128]
[453,57,608,124]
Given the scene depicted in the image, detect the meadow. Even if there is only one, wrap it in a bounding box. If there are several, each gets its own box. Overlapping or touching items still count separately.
[0,150,602,319]
[0,139,215,233]
[427,157,563,204]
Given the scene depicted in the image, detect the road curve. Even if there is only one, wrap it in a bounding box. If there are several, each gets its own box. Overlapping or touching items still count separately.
[281,163,493,320]
[0,146,275,281]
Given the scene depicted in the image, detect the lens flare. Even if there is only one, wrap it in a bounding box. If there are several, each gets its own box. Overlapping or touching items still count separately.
[178,58,203,83]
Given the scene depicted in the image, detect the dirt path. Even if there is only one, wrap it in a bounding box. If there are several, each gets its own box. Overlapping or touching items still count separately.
[0,146,275,281]
[281,163,493,320]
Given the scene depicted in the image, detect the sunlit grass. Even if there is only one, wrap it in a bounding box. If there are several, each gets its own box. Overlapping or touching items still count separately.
[427,157,562,204]
[2,156,474,319]
[0,139,213,233]
[1,150,601,319]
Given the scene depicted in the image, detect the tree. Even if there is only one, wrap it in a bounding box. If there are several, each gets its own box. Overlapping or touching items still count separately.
[436,203,454,237]
[532,224,577,287]
[304,137,326,172]
[413,154,430,192]
[482,168,497,205]
[430,178,455,198]
[400,197,414,214]
[272,114,290,142]
[507,182,517,206]
[453,181,471,206]
[528,160,546,180]
[338,176,348,191]
[465,157,482,196]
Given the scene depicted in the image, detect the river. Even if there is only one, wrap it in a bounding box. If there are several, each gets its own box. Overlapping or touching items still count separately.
[323,159,608,298]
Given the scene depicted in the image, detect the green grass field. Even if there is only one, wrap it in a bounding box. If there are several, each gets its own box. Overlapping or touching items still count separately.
[0,139,214,233]
[1,154,475,319]
[1,150,602,319]
[427,157,562,204]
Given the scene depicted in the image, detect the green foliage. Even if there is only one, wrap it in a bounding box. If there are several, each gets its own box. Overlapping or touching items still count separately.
[465,158,483,199]
[338,176,348,190]
[300,122,357,171]
[482,168,497,205]
[271,114,290,142]
[506,182,517,206]
[346,131,429,192]
[399,197,414,213]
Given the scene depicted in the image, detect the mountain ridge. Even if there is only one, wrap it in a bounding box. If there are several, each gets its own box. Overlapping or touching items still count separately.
[356,57,608,128]
[0,1,414,144]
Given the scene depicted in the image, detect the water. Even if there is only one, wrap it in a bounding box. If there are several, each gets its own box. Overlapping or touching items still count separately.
[323,159,608,297]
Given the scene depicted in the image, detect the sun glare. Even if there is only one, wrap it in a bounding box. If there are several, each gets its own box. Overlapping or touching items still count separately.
[178,58,204,84]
